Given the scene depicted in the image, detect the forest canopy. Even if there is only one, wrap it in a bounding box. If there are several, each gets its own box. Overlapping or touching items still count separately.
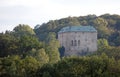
[35,14,120,46]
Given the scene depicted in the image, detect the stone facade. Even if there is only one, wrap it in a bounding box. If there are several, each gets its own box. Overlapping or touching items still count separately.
[58,26,97,56]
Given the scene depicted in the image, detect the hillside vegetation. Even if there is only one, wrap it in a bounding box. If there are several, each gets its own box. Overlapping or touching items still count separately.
[35,14,120,46]
[0,14,120,77]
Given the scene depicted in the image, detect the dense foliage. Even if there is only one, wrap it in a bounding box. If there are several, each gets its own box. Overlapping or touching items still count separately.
[37,54,120,77]
[1,54,120,77]
[1,14,120,77]
[35,14,120,46]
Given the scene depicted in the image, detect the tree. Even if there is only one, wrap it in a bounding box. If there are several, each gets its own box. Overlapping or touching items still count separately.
[0,55,26,77]
[45,32,56,43]
[23,56,39,77]
[97,39,109,49]
[13,24,35,37]
[27,48,49,65]
[35,48,49,64]
[91,17,111,39]
[46,40,60,64]
[113,36,120,46]
[0,34,19,57]
[19,35,42,54]
[59,46,65,57]
[42,72,52,77]
[34,14,120,46]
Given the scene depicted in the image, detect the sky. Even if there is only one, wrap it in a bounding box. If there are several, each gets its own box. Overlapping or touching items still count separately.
[0,0,120,32]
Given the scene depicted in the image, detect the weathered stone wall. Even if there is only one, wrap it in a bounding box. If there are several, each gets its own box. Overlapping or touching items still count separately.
[58,31,97,56]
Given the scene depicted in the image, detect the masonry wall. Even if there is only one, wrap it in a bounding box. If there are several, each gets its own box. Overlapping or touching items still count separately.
[58,31,97,56]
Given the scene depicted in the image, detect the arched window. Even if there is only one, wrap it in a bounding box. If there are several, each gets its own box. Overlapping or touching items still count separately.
[78,40,80,46]
[71,40,73,46]
[74,40,77,46]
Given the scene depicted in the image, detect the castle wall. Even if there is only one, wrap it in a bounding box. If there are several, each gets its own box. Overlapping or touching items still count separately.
[58,31,97,56]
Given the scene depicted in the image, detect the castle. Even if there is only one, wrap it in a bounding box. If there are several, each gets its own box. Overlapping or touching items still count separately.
[58,26,97,56]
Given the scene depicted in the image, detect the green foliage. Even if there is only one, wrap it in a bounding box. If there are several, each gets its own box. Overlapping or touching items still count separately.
[91,17,111,39]
[0,55,25,77]
[0,34,19,57]
[19,35,42,53]
[13,24,35,37]
[97,39,109,49]
[34,48,49,64]
[0,55,40,77]
[42,72,52,77]
[45,32,56,43]
[36,55,120,77]
[113,35,120,46]
[36,64,54,77]
[27,48,49,65]
[96,47,120,60]
[34,14,120,46]
[23,56,39,77]
[0,24,43,57]
[1,14,120,77]
[45,40,60,64]
[1,52,120,77]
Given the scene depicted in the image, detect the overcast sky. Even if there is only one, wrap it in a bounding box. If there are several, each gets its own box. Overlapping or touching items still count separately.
[0,0,120,32]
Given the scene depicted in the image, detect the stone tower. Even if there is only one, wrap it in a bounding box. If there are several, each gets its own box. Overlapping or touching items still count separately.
[58,26,97,56]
